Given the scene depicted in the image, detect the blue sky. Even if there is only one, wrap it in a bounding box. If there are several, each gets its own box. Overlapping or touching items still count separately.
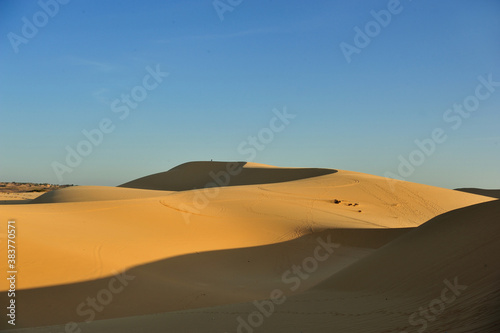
[1,0,499,188]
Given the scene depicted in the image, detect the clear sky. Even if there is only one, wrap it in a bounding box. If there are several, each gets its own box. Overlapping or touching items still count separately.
[1,0,499,189]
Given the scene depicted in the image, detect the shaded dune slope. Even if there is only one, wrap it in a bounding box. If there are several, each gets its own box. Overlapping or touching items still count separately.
[7,228,411,328]
[455,188,500,199]
[118,161,337,191]
[315,200,500,292]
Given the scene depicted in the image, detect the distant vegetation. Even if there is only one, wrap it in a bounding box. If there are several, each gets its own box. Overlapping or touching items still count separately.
[0,182,74,193]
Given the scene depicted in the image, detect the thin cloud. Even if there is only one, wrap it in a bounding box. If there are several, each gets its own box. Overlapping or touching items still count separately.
[190,27,283,40]
[66,56,117,72]
[154,26,290,44]
[91,88,111,105]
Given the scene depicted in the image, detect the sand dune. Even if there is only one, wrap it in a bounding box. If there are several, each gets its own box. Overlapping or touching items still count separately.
[119,161,337,191]
[1,161,496,331]
[7,201,499,333]
[40,200,495,333]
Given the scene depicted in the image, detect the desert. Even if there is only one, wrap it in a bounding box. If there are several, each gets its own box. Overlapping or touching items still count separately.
[1,161,498,332]
[2,1,499,332]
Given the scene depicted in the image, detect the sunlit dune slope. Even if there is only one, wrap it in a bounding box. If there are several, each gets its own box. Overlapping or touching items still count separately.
[15,199,500,333]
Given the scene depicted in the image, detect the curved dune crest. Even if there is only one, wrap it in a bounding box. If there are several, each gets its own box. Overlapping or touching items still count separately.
[119,161,337,191]
[30,186,171,204]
